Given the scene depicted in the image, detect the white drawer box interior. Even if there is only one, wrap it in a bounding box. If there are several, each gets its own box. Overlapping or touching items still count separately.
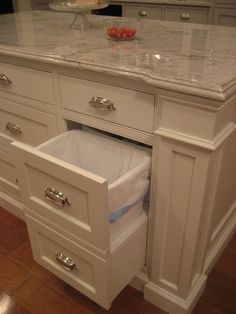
[12,129,151,251]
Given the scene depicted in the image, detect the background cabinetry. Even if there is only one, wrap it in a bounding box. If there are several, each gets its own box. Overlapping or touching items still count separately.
[124,4,162,20]
[12,0,236,27]
[123,3,210,24]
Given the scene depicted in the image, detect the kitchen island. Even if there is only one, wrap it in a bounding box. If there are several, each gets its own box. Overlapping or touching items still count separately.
[0,10,235,314]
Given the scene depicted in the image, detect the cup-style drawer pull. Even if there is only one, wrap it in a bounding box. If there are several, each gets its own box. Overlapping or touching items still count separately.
[89,96,116,111]
[5,122,22,134]
[45,187,71,207]
[138,11,147,17]
[0,73,12,86]
[55,252,77,271]
[179,13,190,20]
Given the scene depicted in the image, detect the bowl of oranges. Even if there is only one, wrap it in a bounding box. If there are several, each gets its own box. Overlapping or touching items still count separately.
[104,18,138,41]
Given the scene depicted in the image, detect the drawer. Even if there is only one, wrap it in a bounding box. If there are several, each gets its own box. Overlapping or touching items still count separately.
[0,134,20,200]
[0,63,54,104]
[59,76,155,133]
[124,4,162,20]
[164,6,210,24]
[215,0,236,3]
[26,213,147,308]
[213,8,236,26]
[13,138,111,251]
[32,0,50,10]
[0,98,57,145]
[12,129,150,252]
[26,215,110,308]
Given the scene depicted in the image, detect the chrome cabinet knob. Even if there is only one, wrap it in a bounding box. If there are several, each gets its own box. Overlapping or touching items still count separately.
[179,13,190,20]
[89,96,116,111]
[138,11,147,17]
[45,187,71,207]
[0,73,12,86]
[55,252,77,271]
[5,122,22,135]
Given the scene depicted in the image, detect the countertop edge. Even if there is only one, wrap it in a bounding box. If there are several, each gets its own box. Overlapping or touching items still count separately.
[0,48,234,104]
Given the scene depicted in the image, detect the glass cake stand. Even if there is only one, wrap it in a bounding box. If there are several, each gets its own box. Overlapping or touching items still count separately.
[49,0,109,29]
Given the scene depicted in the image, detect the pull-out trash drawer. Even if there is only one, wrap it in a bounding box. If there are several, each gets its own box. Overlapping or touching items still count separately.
[12,129,151,252]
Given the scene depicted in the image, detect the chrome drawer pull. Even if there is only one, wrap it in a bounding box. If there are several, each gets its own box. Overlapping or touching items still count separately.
[138,11,147,17]
[55,252,77,271]
[45,187,71,207]
[179,13,190,20]
[0,73,12,86]
[89,96,116,111]
[5,122,22,134]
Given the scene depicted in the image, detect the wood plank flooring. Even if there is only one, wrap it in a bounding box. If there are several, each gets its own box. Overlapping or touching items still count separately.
[0,207,235,314]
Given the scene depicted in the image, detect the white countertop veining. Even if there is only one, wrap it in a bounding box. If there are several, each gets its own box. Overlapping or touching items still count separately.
[0,10,236,100]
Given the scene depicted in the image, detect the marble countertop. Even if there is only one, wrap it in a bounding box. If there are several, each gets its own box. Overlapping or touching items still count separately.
[0,10,236,100]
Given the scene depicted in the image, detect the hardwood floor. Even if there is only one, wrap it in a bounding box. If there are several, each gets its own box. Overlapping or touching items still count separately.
[0,207,235,314]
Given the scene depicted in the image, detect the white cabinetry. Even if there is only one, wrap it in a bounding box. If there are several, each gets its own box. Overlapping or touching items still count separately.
[118,1,236,26]
[124,4,162,19]
[13,0,50,11]
[0,63,57,218]
[31,0,50,10]
[213,7,236,26]
[0,57,235,314]
[122,2,211,24]
[124,4,210,24]
[4,66,154,309]
[163,5,210,24]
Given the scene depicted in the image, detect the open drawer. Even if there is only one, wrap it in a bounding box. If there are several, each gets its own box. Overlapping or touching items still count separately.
[26,213,147,308]
[12,129,151,253]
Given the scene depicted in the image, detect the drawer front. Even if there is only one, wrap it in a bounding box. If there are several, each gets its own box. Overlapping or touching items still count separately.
[26,215,110,308]
[0,134,20,200]
[164,6,209,24]
[213,8,236,26]
[32,0,50,10]
[0,99,57,145]
[59,76,155,133]
[12,141,110,251]
[215,0,236,3]
[124,5,162,20]
[0,63,54,104]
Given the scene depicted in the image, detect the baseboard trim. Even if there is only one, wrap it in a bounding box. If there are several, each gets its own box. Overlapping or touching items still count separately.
[129,270,149,291]
[0,192,24,220]
[144,274,207,314]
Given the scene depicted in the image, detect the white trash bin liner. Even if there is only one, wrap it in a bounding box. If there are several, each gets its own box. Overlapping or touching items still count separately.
[37,130,151,223]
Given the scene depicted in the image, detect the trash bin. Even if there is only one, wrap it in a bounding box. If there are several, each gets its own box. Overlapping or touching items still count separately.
[37,129,151,237]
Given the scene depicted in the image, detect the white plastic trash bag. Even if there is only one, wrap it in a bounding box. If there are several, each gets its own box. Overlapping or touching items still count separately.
[38,130,151,221]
